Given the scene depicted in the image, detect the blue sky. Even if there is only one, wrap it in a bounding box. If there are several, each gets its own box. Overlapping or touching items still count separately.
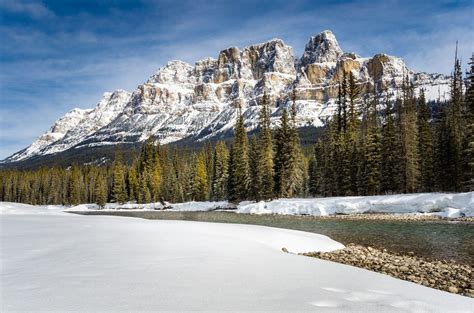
[0,0,472,159]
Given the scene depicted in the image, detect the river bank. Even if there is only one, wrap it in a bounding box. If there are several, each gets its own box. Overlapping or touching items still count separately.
[71,210,474,265]
[301,244,474,298]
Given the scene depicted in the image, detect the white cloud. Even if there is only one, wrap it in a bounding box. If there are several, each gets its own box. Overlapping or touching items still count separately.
[0,0,54,19]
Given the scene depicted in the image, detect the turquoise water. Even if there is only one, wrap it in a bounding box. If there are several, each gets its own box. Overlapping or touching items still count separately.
[78,211,474,265]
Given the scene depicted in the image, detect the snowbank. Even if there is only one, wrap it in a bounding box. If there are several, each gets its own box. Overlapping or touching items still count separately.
[1,202,471,312]
[65,202,166,211]
[0,202,65,215]
[4,192,473,217]
[237,192,474,217]
[65,201,229,212]
[168,201,228,212]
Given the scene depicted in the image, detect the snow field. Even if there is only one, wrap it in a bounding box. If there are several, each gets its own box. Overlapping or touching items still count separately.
[1,202,473,311]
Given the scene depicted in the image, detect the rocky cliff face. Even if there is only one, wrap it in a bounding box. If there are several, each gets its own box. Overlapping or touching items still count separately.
[2,30,450,164]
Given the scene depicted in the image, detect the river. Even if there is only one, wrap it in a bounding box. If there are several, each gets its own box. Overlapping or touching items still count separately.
[75,210,474,265]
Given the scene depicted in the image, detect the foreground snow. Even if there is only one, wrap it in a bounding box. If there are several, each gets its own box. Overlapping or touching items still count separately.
[237,192,474,217]
[1,203,473,312]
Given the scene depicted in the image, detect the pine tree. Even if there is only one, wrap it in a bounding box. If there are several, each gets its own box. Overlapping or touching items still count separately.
[69,164,82,205]
[319,124,338,196]
[381,96,399,193]
[364,117,382,194]
[334,84,344,195]
[229,106,250,201]
[463,54,474,191]
[192,151,208,201]
[434,102,452,190]
[447,47,464,191]
[361,82,382,195]
[47,169,61,204]
[112,152,127,204]
[204,142,214,197]
[171,150,186,202]
[211,141,229,200]
[227,144,237,202]
[274,89,304,197]
[417,89,434,191]
[149,146,162,202]
[346,72,361,194]
[248,135,261,201]
[335,73,353,195]
[127,165,139,201]
[274,108,291,197]
[258,92,274,200]
[95,173,107,209]
[400,77,420,193]
[139,168,151,204]
[435,47,465,191]
[308,154,319,196]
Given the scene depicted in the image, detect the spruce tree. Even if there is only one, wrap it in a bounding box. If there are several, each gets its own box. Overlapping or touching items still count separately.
[258,92,275,200]
[274,108,291,197]
[274,90,304,198]
[381,96,399,193]
[364,116,382,195]
[417,89,434,191]
[227,144,238,202]
[149,147,162,201]
[171,150,186,202]
[95,173,107,209]
[346,72,361,194]
[193,151,208,201]
[69,164,82,205]
[249,135,261,201]
[211,141,229,200]
[204,141,214,196]
[447,49,464,191]
[139,168,151,204]
[320,123,338,196]
[361,82,382,195]
[400,77,420,193]
[463,54,474,191]
[434,102,452,190]
[229,107,250,201]
[112,152,127,204]
[127,165,139,201]
[308,153,319,196]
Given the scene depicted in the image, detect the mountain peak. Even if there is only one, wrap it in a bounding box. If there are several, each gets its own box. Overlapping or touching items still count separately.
[1,31,450,166]
[244,38,285,49]
[301,30,343,65]
[148,60,194,85]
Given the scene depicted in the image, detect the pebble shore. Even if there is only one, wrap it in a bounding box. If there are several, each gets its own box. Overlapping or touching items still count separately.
[312,213,474,222]
[301,244,473,298]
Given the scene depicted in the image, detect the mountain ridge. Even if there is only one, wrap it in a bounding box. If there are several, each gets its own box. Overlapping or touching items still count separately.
[2,30,450,165]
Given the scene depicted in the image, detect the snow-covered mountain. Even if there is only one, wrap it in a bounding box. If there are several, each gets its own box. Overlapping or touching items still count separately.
[2,30,451,164]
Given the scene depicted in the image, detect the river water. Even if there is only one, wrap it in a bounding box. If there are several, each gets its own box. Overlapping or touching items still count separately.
[78,210,474,265]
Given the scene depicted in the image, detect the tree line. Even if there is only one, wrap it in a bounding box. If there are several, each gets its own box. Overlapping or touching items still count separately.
[1,55,472,206]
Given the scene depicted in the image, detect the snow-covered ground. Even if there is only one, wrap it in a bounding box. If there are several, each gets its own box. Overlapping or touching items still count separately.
[63,200,230,212]
[237,192,474,217]
[1,202,473,312]
[64,192,474,218]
